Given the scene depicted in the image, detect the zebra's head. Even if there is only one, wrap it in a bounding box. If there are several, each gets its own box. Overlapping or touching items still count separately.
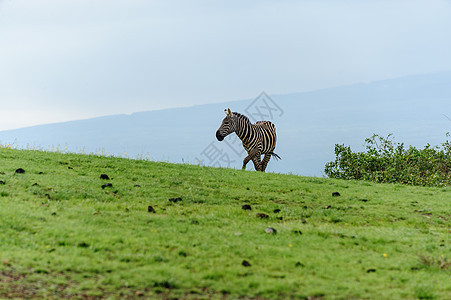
[216,108,236,141]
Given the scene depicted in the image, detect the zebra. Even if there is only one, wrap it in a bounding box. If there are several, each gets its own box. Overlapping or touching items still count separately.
[216,108,280,172]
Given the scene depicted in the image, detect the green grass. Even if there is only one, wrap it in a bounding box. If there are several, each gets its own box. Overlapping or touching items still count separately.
[0,148,449,299]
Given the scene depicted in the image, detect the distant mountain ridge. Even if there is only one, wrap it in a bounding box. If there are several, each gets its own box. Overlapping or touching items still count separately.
[1,71,450,176]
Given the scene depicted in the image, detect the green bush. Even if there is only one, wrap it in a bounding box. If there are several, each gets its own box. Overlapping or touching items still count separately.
[325,133,451,186]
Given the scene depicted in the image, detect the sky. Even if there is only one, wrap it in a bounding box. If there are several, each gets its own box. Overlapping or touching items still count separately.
[1,0,451,131]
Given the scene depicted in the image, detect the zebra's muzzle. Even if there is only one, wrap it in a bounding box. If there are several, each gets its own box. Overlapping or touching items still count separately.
[216,130,224,141]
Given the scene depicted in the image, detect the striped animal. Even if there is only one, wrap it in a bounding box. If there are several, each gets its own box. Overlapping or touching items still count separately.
[216,108,280,172]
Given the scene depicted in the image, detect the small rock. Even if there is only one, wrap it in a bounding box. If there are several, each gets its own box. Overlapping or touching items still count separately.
[295,262,305,267]
[51,212,57,216]
[100,174,110,180]
[101,183,113,189]
[265,227,277,234]
[77,242,90,248]
[366,268,376,273]
[148,206,156,213]
[15,168,25,174]
[273,209,281,213]
[360,199,368,202]
[38,172,44,175]
[169,197,182,203]
[241,204,252,210]
[256,213,269,219]
[332,192,340,197]
[241,260,251,267]
[135,291,144,297]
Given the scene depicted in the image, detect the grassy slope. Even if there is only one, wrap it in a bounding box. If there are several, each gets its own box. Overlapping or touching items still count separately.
[0,148,449,299]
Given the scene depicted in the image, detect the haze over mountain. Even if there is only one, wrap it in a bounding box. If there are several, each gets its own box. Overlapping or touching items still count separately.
[1,71,450,176]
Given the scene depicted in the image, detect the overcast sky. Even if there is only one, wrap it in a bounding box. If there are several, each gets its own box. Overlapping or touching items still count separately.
[1,0,451,131]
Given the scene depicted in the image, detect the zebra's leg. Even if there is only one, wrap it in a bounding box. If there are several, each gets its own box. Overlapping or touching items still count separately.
[251,156,262,171]
[242,148,261,170]
[260,153,271,172]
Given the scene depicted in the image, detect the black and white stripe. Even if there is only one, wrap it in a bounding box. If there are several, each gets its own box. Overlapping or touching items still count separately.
[216,108,280,172]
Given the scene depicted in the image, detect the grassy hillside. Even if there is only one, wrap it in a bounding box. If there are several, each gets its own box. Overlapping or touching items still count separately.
[0,148,449,299]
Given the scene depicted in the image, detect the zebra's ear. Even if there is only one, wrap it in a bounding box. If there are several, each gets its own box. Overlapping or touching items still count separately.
[225,108,232,116]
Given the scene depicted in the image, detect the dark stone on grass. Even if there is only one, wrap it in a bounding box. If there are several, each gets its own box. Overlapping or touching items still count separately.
[32,183,39,186]
[332,192,340,197]
[78,242,89,248]
[256,213,269,219]
[265,227,277,234]
[366,268,376,273]
[153,280,176,289]
[360,199,368,202]
[242,204,252,210]
[295,262,305,267]
[273,209,281,213]
[51,212,57,216]
[134,184,141,187]
[169,197,182,203]
[100,174,110,180]
[15,168,25,174]
[101,183,113,189]
[241,260,251,267]
[148,206,156,213]
[38,172,44,174]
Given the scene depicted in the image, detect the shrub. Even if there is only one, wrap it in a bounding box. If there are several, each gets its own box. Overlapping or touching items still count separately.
[325,133,451,186]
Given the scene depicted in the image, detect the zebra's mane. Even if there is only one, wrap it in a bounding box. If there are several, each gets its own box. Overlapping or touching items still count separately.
[232,112,251,123]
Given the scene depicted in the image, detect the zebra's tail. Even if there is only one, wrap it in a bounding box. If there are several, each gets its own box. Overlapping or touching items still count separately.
[271,152,281,160]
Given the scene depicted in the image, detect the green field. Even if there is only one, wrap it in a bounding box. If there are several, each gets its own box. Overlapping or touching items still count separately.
[0,148,449,299]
